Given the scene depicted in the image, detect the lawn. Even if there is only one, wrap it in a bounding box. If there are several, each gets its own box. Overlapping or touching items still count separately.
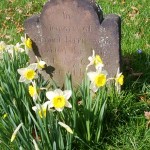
[0,0,150,149]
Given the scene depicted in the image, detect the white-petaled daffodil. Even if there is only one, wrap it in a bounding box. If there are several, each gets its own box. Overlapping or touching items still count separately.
[115,68,124,92]
[58,122,73,134]
[7,43,25,56]
[35,56,46,70]
[32,102,51,118]
[17,63,38,84]
[86,50,104,71]
[0,41,6,51]
[28,81,38,101]
[87,70,107,92]
[11,123,23,142]
[46,89,72,112]
[0,41,6,59]
[21,34,32,53]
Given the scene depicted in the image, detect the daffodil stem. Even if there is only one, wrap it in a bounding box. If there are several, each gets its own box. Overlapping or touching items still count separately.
[86,120,90,141]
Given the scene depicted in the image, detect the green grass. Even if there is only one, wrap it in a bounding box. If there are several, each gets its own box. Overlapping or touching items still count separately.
[0,0,150,149]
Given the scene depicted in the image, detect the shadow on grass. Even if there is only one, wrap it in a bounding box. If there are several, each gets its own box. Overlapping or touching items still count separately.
[123,51,150,91]
[101,51,150,149]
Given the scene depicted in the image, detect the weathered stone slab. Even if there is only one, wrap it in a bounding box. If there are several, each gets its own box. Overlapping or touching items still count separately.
[24,0,121,87]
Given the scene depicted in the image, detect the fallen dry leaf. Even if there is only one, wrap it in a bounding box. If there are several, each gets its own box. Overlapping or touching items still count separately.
[121,0,125,4]
[128,6,139,20]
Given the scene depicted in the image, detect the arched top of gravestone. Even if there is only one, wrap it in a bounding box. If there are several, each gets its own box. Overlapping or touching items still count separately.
[41,0,103,24]
[24,0,121,87]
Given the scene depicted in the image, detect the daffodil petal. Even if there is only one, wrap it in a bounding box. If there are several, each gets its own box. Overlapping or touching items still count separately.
[17,68,26,75]
[88,56,94,62]
[28,63,38,70]
[19,76,26,82]
[54,89,63,95]
[90,82,98,93]
[87,72,97,81]
[55,107,63,112]
[63,90,72,100]
[21,37,24,42]
[32,104,40,112]
[46,91,56,100]
[43,101,52,109]
[65,101,72,108]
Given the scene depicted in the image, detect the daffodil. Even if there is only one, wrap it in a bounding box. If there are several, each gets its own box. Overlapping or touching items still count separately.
[86,50,104,71]
[32,102,51,118]
[13,43,25,52]
[28,81,38,101]
[87,70,107,92]
[17,63,38,84]
[11,123,23,142]
[7,43,25,56]
[21,35,32,52]
[0,41,6,51]
[46,89,72,112]
[35,56,46,70]
[0,41,6,59]
[58,122,73,134]
[115,68,124,92]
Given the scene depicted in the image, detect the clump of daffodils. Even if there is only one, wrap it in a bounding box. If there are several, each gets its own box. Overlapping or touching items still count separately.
[31,89,72,118]
[86,50,107,92]
[0,35,33,59]
[86,50,124,92]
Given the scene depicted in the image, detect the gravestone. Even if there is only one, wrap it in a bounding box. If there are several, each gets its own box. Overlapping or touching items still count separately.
[24,0,121,87]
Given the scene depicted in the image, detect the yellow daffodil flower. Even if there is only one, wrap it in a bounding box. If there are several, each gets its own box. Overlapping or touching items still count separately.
[0,41,6,51]
[25,38,32,49]
[35,56,46,70]
[28,81,38,101]
[21,35,32,53]
[58,122,73,134]
[116,74,124,86]
[87,70,107,92]
[115,68,124,92]
[7,43,25,57]
[32,102,51,118]
[0,41,6,59]
[46,89,72,112]
[17,63,38,84]
[11,123,23,142]
[86,50,104,71]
